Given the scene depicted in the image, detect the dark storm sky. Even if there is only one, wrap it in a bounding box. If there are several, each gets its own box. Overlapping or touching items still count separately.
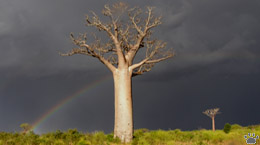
[0,0,260,133]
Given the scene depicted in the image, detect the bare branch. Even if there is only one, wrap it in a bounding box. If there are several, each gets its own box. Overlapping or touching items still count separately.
[119,25,131,52]
[126,6,162,64]
[85,12,114,37]
[60,33,116,72]
[145,54,173,64]
[99,2,130,66]
[131,53,173,77]
[129,7,143,35]
[62,2,174,75]
[129,40,173,71]
[132,63,154,77]
[145,7,162,30]
[60,48,116,72]
[203,108,221,118]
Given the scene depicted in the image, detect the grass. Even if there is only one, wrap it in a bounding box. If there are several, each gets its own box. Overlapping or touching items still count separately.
[0,124,259,145]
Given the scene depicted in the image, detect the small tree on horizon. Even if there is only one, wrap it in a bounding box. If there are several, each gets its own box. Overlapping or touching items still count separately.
[61,2,173,143]
[20,123,32,134]
[203,108,220,132]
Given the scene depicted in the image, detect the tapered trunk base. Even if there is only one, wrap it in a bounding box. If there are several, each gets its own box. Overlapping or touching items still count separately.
[114,130,133,143]
[113,69,133,143]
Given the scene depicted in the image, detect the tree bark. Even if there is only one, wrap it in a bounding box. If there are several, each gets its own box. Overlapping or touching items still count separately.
[113,68,133,143]
[212,117,215,132]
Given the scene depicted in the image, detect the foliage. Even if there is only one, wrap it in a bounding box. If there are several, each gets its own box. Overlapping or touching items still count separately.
[19,123,32,134]
[223,123,232,134]
[0,124,259,144]
[231,124,243,130]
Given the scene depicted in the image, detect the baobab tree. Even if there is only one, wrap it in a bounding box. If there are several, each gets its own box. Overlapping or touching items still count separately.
[203,108,220,132]
[20,123,32,134]
[61,2,173,143]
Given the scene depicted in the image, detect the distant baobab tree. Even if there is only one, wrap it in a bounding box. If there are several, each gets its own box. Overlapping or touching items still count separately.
[60,2,173,143]
[203,108,220,132]
[20,123,32,134]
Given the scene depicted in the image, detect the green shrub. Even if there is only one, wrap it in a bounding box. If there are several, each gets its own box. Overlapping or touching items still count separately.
[223,123,231,133]
[200,131,212,141]
[54,139,65,145]
[231,124,243,130]
[1,124,260,144]
[247,124,260,130]
[211,133,225,143]
[90,131,107,144]
[106,134,114,142]
[77,137,91,145]
[182,132,194,140]
[106,134,120,143]
[6,139,16,145]
[54,130,63,139]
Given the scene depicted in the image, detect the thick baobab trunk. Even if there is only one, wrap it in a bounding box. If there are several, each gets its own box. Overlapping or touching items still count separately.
[113,68,133,143]
[212,117,215,131]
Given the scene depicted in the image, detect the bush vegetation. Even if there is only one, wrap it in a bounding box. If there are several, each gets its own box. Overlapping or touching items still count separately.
[223,123,231,134]
[0,124,259,145]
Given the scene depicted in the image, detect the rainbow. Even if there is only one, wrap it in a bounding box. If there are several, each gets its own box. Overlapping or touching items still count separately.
[32,74,112,132]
